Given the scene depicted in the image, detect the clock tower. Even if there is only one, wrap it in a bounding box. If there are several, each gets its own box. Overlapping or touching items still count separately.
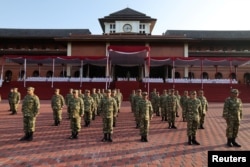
[99,8,157,35]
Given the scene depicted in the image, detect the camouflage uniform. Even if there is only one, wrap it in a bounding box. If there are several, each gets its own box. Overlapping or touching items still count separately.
[150,88,157,113]
[8,88,13,111]
[112,90,120,127]
[151,92,160,116]
[10,88,21,115]
[166,89,178,129]
[132,89,142,128]
[82,90,95,127]
[99,89,118,142]
[65,88,73,119]
[68,90,84,139]
[116,89,123,113]
[91,88,99,120]
[197,90,208,129]
[223,89,242,147]
[136,92,153,142]
[20,87,40,141]
[51,89,65,126]
[97,89,103,115]
[180,91,189,122]
[186,91,201,145]
[174,90,181,117]
[129,90,136,112]
[160,90,168,121]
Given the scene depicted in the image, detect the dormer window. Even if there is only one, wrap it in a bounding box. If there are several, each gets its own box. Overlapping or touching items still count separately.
[109,23,116,33]
[139,24,146,34]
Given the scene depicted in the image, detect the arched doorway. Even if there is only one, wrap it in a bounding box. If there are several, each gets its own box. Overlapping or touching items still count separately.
[244,72,250,84]
[201,72,209,79]
[175,72,181,78]
[188,72,194,79]
[32,70,39,77]
[19,70,25,80]
[229,72,236,80]
[46,71,53,78]
[5,70,12,82]
[215,72,223,79]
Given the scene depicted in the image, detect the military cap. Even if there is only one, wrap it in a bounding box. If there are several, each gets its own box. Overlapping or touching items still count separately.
[142,92,148,96]
[85,89,90,93]
[137,89,142,92]
[73,90,78,93]
[55,88,60,91]
[106,89,111,93]
[112,89,116,93]
[27,87,35,91]
[231,89,239,94]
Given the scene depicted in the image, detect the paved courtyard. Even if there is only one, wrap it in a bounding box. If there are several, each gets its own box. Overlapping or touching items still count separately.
[0,100,249,167]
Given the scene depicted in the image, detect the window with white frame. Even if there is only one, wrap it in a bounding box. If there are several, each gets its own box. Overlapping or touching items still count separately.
[109,23,116,33]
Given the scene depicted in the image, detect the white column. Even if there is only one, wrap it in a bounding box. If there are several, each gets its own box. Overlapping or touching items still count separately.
[66,42,72,77]
[184,43,189,78]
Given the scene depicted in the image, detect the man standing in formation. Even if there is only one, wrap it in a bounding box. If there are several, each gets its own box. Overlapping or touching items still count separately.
[136,92,153,142]
[197,90,208,129]
[20,87,40,141]
[10,87,21,115]
[133,89,142,128]
[99,89,118,142]
[68,90,84,139]
[160,89,168,121]
[111,89,119,127]
[82,89,95,127]
[166,89,178,129]
[186,91,201,145]
[180,90,189,122]
[51,88,65,126]
[223,89,242,147]
[8,88,13,111]
[65,88,73,119]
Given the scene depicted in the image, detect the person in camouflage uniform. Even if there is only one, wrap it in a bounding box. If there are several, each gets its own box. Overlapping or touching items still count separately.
[186,91,201,145]
[8,88,13,111]
[180,90,189,122]
[68,90,84,139]
[65,88,73,119]
[116,89,123,113]
[111,89,119,127]
[197,90,208,129]
[150,88,157,113]
[99,89,118,142]
[82,89,95,127]
[166,89,178,129]
[96,88,103,116]
[51,88,65,126]
[91,88,99,120]
[160,89,168,121]
[174,90,181,117]
[223,89,242,147]
[136,92,153,142]
[20,87,40,141]
[10,87,21,115]
[129,90,136,113]
[132,89,142,128]
[151,92,160,116]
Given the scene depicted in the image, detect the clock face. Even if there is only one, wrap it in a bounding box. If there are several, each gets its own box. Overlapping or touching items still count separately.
[123,24,132,32]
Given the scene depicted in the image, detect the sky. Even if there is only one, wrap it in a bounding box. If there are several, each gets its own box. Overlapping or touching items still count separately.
[1,0,250,35]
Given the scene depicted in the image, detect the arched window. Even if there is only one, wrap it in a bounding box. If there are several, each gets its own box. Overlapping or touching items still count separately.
[19,70,25,79]
[188,72,194,79]
[229,73,236,80]
[175,72,181,79]
[60,71,67,77]
[243,72,250,84]
[5,70,12,82]
[201,72,209,79]
[215,72,223,79]
[46,71,53,78]
[32,70,39,77]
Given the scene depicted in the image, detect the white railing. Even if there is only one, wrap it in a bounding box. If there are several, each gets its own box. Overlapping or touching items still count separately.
[165,78,238,84]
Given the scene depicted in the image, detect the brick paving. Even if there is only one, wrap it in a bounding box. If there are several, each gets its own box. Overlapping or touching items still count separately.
[0,100,249,167]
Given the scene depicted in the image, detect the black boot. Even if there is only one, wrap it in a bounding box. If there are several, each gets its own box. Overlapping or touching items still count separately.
[192,136,200,145]
[69,132,75,139]
[168,123,172,129]
[144,135,148,142]
[141,135,144,142]
[171,123,177,129]
[27,132,33,141]
[108,133,113,142]
[200,124,204,129]
[176,113,179,117]
[188,136,192,145]
[113,122,116,127]
[101,133,107,142]
[161,117,164,121]
[136,123,139,128]
[19,133,29,141]
[58,120,61,125]
[227,138,233,147]
[54,120,58,126]
[84,121,88,127]
[74,132,78,139]
[232,138,241,147]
